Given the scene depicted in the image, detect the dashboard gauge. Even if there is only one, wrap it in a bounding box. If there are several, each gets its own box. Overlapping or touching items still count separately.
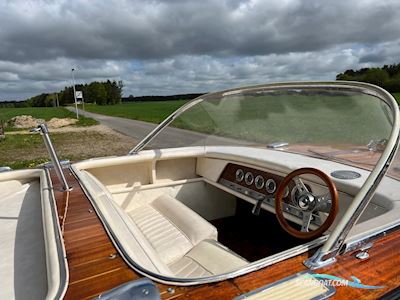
[255,175,265,189]
[265,179,276,193]
[236,169,244,182]
[245,172,254,185]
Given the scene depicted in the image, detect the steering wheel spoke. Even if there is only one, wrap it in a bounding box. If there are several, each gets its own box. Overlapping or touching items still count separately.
[301,211,313,232]
[293,176,309,194]
[315,193,332,213]
[275,168,339,239]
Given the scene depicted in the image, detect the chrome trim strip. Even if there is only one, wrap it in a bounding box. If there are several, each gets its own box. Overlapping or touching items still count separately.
[44,169,69,299]
[234,270,336,300]
[343,221,400,253]
[0,166,12,172]
[71,165,326,286]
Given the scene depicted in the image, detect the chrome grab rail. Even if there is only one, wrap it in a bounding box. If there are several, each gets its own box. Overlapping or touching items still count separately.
[31,124,72,191]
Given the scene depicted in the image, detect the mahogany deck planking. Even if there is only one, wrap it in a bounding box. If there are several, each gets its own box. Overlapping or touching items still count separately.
[50,169,400,299]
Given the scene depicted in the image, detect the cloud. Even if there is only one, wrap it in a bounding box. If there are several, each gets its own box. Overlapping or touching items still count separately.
[0,0,400,99]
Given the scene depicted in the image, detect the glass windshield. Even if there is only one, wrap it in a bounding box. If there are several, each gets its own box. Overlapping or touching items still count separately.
[146,84,398,179]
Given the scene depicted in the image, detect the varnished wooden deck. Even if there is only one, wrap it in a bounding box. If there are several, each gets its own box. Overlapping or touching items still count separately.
[51,169,400,299]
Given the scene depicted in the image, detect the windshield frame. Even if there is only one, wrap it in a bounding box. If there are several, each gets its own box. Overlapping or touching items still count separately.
[129,81,395,154]
[129,81,400,271]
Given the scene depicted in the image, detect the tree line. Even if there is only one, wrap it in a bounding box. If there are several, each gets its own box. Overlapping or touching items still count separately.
[26,80,123,107]
[336,63,400,92]
[0,100,31,108]
[2,63,399,108]
[122,93,204,102]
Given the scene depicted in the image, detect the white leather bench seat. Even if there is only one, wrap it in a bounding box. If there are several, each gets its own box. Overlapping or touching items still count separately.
[128,195,218,265]
[169,239,249,277]
[128,195,248,277]
[81,171,248,278]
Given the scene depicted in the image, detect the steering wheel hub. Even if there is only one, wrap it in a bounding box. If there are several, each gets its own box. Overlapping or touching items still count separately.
[297,193,316,211]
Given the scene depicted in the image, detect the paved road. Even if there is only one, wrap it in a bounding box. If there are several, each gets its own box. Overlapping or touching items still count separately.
[67,107,157,141]
[67,107,244,150]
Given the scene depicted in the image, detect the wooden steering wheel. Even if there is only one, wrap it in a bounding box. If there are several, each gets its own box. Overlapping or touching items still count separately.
[275,168,339,239]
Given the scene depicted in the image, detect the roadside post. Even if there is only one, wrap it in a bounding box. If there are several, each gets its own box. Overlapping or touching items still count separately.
[71,68,79,119]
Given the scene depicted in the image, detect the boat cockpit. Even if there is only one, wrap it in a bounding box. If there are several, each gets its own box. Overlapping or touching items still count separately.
[69,82,400,285]
[1,81,399,298]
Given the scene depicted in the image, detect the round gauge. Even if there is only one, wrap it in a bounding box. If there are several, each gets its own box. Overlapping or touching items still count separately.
[245,172,254,185]
[255,175,265,189]
[236,169,244,182]
[283,186,290,198]
[265,178,276,193]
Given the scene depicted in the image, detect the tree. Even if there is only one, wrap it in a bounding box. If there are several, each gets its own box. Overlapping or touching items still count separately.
[86,82,107,105]
[23,79,123,106]
[337,63,400,92]
[363,68,389,86]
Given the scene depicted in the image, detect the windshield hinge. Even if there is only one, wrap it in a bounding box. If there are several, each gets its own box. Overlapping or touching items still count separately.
[367,139,387,152]
[267,141,289,149]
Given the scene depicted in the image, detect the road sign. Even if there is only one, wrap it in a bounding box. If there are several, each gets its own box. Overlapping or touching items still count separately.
[75,91,83,99]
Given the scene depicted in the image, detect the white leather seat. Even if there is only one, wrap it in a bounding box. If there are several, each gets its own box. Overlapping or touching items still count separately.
[169,239,248,277]
[128,195,218,265]
[81,170,248,278]
[129,195,248,277]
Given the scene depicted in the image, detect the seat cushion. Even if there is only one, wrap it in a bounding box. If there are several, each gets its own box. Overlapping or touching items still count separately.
[128,195,218,265]
[168,240,248,278]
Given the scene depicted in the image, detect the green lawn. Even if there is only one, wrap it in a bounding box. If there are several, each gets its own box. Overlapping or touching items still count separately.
[82,94,392,146]
[0,107,98,130]
[82,100,189,124]
[392,93,400,105]
[170,93,392,145]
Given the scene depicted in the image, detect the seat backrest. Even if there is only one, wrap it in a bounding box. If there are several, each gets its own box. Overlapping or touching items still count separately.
[80,170,172,275]
[151,195,218,246]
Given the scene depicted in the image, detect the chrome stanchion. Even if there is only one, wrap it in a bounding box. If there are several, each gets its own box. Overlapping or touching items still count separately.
[31,124,72,191]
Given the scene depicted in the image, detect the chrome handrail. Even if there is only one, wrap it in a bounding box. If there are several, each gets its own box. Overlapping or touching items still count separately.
[31,124,72,191]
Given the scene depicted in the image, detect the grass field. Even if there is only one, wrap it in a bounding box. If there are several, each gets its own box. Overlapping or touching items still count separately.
[82,100,189,123]
[0,107,98,130]
[1,92,396,169]
[169,93,392,145]
[393,93,400,104]
[82,93,392,146]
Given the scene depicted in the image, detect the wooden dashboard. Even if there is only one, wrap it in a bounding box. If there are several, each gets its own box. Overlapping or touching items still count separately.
[219,163,292,200]
[218,163,322,227]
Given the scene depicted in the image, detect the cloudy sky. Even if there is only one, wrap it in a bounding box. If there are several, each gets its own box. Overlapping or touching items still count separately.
[1,0,400,100]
